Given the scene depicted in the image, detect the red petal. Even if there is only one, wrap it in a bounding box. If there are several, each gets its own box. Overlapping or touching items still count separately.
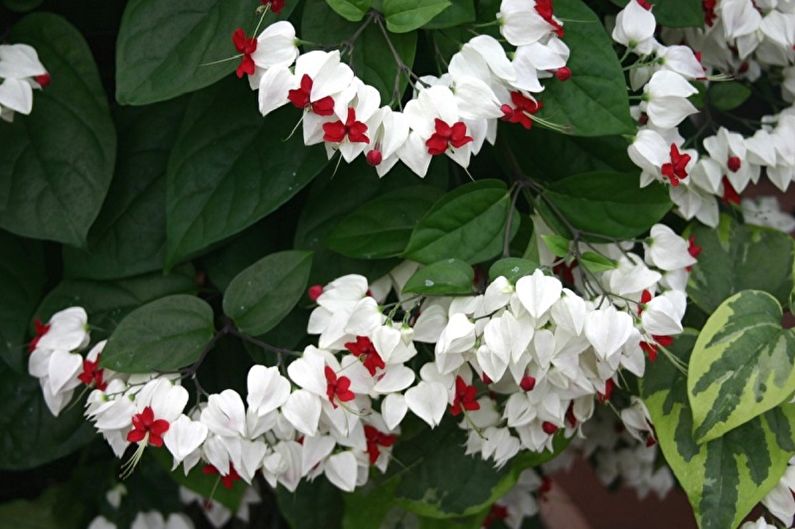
[323,121,347,143]
[127,429,145,443]
[150,419,170,436]
[425,134,448,156]
[433,118,452,138]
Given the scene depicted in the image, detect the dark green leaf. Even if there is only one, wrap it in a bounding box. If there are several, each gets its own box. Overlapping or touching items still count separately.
[0,13,115,245]
[0,231,46,373]
[326,0,373,21]
[540,171,672,239]
[488,257,540,283]
[63,98,189,279]
[101,294,214,372]
[36,268,197,342]
[383,0,452,32]
[688,290,795,443]
[404,259,474,295]
[498,126,635,182]
[404,180,517,265]
[115,0,297,105]
[2,0,43,13]
[390,420,567,518]
[0,484,82,528]
[277,479,344,529]
[424,0,476,29]
[327,186,444,259]
[687,214,795,313]
[0,363,94,470]
[223,251,313,336]
[708,81,751,111]
[641,330,795,529]
[165,79,328,267]
[535,0,634,136]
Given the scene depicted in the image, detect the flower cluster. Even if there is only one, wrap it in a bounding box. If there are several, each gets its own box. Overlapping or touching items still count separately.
[235,0,571,177]
[618,0,795,226]
[0,43,49,122]
[25,220,698,495]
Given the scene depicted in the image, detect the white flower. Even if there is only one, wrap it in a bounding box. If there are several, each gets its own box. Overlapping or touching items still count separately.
[740,518,778,529]
[612,0,657,55]
[645,224,697,271]
[247,365,291,417]
[515,269,562,319]
[282,389,322,436]
[762,457,795,527]
[201,389,247,437]
[324,450,358,492]
[641,71,698,129]
[584,306,634,360]
[498,0,559,46]
[742,196,795,233]
[641,290,686,336]
[703,127,757,192]
[405,381,447,427]
[0,43,48,118]
[163,415,208,472]
[251,21,299,71]
[435,313,476,355]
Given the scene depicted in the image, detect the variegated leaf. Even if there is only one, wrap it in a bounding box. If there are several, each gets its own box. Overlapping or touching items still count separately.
[688,214,795,314]
[688,290,795,443]
[642,330,795,529]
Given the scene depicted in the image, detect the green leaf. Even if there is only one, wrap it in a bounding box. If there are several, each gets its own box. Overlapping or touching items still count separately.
[534,0,634,136]
[115,0,296,105]
[641,330,795,529]
[383,0,452,32]
[0,363,94,470]
[36,268,197,342]
[424,0,476,29]
[541,234,570,258]
[151,448,247,511]
[688,290,795,443]
[0,485,82,529]
[708,81,752,111]
[580,251,618,273]
[610,0,703,27]
[63,98,189,279]
[101,294,215,372]
[302,3,417,102]
[223,251,313,336]
[277,479,344,529]
[328,186,444,259]
[404,259,474,295]
[326,0,372,21]
[539,171,672,240]
[166,79,328,267]
[498,127,635,182]
[0,232,46,373]
[404,180,517,265]
[343,481,400,529]
[488,257,540,283]
[390,419,567,518]
[0,13,116,246]
[687,214,795,313]
[2,0,43,13]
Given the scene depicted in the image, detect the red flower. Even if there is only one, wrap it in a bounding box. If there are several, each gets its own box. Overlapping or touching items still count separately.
[34,73,51,88]
[520,375,536,392]
[637,0,653,10]
[727,155,742,173]
[307,284,324,302]
[325,366,355,407]
[364,425,397,465]
[721,176,741,205]
[501,91,542,129]
[535,0,564,37]
[542,421,558,435]
[450,376,480,416]
[661,144,691,186]
[366,149,383,167]
[597,379,615,402]
[565,403,577,427]
[426,119,473,155]
[554,66,572,81]
[686,234,702,273]
[28,319,50,353]
[638,289,653,315]
[232,28,257,78]
[288,74,335,115]
[640,335,674,362]
[483,504,509,528]
[703,0,717,26]
[323,107,369,144]
[344,336,385,376]
[127,406,170,447]
[78,358,107,391]
[203,464,241,489]
[261,0,285,14]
